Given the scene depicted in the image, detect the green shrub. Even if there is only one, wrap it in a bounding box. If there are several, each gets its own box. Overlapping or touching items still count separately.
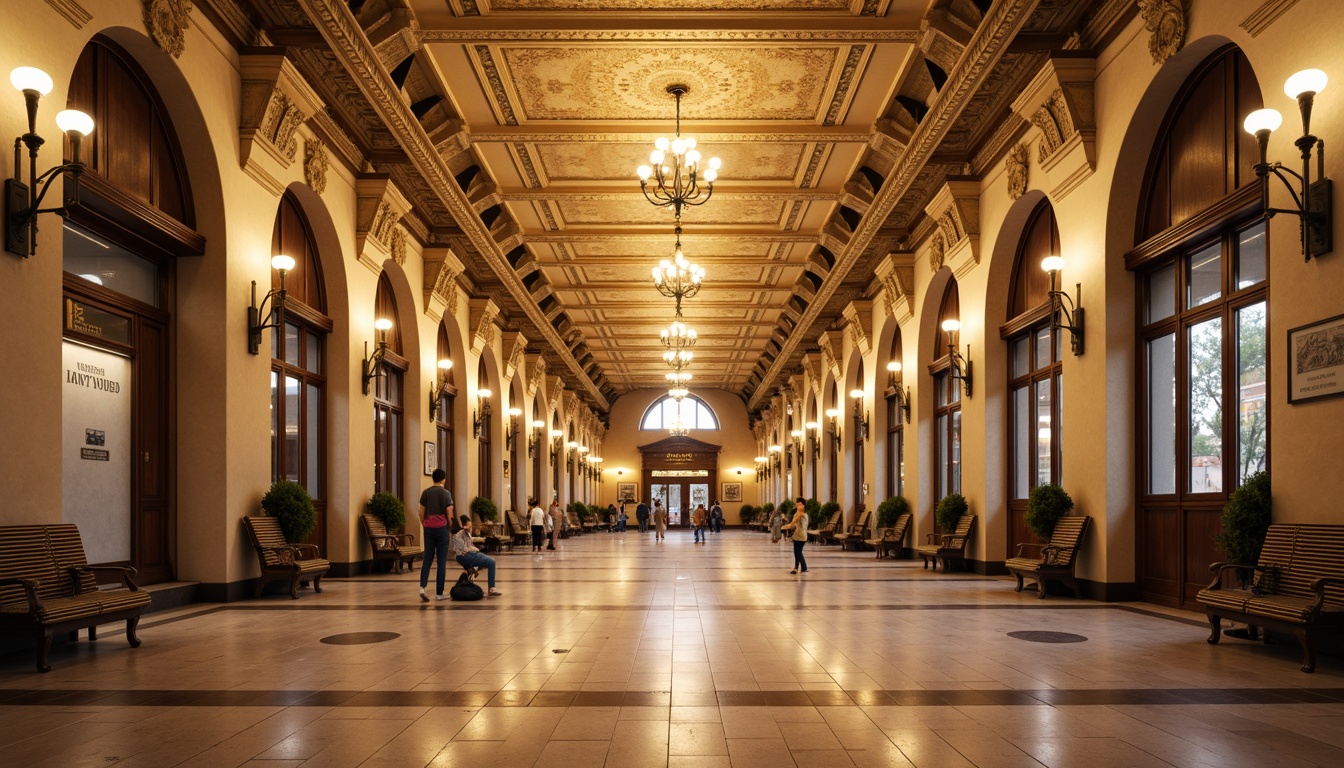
[470,495,499,522]
[935,493,968,533]
[1026,484,1074,540]
[761,502,775,517]
[589,503,608,522]
[261,480,316,544]
[1216,471,1271,565]
[876,496,909,529]
[366,491,406,531]
[568,501,590,522]
[813,499,835,529]
[739,504,756,524]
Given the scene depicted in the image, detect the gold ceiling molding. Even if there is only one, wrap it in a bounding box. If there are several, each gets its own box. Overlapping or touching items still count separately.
[355,175,412,274]
[823,45,869,126]
[747,0,1036,410]
[556,199,789,227]
[1240,0,1299,37]
[493,45,843,122]
[471,45,521,126]
[526,232,819,244]
[423,30,919,43]
[509,143,545,187]
[502,190,837,202]
[918,1,978,74]
[471,130,870,143]
[422,246,464,322]
[239,50,325,172]
[533,142,808,183]
[490,0,852,9]
[470,298,501,355]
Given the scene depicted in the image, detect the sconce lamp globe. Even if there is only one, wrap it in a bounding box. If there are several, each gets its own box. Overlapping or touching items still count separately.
[940,319,960,334]
[10,67,53,95]
[1285,69,1328,100]
[374,317,393,332]
[1242,108,1282,136]
[887,360,901,373]
[508,407,522,417]
[477,388,491,399]
[437,358,453,371]
[850,389,864,400]
[1040,255,1065,273]
[54,109,93,136]
[824,408,841,418]
[270,254,296,273]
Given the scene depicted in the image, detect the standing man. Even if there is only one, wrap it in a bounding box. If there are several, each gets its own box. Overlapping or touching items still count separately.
[710,499,724,534]
[636,499,650,533]
[418,468,454,602]
[528,497,546,553]
[692,504,707,543]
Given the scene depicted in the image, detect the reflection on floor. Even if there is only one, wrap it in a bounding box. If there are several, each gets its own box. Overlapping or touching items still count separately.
[4,530,1344,767]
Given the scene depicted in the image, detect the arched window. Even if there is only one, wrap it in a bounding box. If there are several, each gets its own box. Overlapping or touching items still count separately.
[932,279,962,500]
[477,359,492,502]
[433,324,456,486]
[851,359,865,510]
[826,381,839,503]
[1129,46,1267,607]
[884,327,905,498]
[1000,200,1062,555]
[269,191,332,553]
[639,395,720,430]
[372,273,405,498]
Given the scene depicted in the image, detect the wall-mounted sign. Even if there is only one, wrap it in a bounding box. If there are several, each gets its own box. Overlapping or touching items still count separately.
[652,469,709,477]
[64,297,131,345]
[80,448,110,461]
[62,342,131,564]
[663,452,696,463]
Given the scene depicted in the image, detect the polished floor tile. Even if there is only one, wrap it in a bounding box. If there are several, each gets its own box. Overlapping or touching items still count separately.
[4,530,1344,766]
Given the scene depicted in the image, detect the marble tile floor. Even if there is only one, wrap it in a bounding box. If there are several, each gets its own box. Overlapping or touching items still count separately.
[4,530,1344,767]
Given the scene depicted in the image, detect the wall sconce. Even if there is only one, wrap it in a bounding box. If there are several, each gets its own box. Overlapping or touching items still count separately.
[1041,256,1085,355]
[505,407,522,451]
[1244,68,1333,260]
[940,319,973,398]
[5,67,95,257]
[472,388,491,439]
[428,358,453,422]
[886,361,911,423]
[790,429,805,466]
[850,389,870,441]
[566,440,578,472]
[825,407,842,446]
[528,420,545,458]
[550,429,564,461]
[247,254,294,355]
[360,317,394,395]
[755,455,767,481]
[768,444,783,472]
[590,456,603,482]
[805,421,821,459]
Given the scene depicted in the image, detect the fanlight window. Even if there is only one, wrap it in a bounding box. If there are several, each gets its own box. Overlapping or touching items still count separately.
[640,395,719,430]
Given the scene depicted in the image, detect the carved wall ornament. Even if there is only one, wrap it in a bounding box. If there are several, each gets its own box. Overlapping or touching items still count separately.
[528,356,547,395]
[303,137,328,195]
[1006,142,1030,200]
[1138,0,1187,65]
[143,0,191,59]
[389,227,407,265]
[929,232,946,271]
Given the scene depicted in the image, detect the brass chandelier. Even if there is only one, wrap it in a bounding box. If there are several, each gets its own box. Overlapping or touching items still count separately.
[636,85,721,218]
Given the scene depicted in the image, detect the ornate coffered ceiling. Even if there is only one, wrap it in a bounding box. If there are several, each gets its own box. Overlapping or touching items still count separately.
[225,0,1123,418]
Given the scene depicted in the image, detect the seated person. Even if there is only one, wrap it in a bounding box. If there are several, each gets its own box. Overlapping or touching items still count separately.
[616,509,629,532]
[451,515,502,597]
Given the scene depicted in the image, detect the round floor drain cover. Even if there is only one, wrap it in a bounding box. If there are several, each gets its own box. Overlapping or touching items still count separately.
[1007,630,1087,643]
[320,632,401,645]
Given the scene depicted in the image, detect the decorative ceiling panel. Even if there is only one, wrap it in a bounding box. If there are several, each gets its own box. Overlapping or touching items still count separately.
[534,142,809,182]
[491,0,851,10]
[555,199,789,226]
[568,238,781,258]
[490,45,845,122]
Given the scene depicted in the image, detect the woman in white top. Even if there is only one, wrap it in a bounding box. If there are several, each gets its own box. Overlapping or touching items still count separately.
[528,498,546,552]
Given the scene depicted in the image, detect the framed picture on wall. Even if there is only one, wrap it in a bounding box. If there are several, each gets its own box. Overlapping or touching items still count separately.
[617,482,636,502]
[423,441,436,476]
[721,482,742,503]
[1288,312,1344,404]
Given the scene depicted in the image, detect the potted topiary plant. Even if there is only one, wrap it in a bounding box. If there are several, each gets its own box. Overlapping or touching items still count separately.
[739,504,756,525]
[470,495,499,523]
[1215,471,1271,569]
[1026,484,1073,541]
[367,491,406,532]
[261,480,316,544]
[876,496,909,529]
[935,492,968,534]
[813,499,834,529]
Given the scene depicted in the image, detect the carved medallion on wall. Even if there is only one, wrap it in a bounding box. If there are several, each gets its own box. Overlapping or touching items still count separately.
[1138,0,1187,65]
[1006,142,1030,199]
[929,232,946,272]
[143,0,191,59]
[304,137,328,194]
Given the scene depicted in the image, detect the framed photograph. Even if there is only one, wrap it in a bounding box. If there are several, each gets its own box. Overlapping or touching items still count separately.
[1288,312,1344,404]
[423,441,436,476]
[617,482,636,503]
[721,482,742,503]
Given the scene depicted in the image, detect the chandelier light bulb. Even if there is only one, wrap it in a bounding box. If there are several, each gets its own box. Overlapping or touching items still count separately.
[671,138,686,155]
[649,149,664,165]
[655,136,669,151]
[637,165,652,180]
[703,169,717,182]
[685,149,701,166]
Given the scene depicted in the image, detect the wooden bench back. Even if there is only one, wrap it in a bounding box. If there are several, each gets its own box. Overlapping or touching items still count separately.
[946,514,976,550]
[890,513,912,542]
[0,524,96,604]
[1262,524,1344,605]
[361,514,389,539]
[244,516,293,567]
[1046,516,1090,566]
[853,510,872,530]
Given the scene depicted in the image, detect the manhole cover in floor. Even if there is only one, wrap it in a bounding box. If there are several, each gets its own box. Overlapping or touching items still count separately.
[1007,631,1088,643]
[320,632,401,645]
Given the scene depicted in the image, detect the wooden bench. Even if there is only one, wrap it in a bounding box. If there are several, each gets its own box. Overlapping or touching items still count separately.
[0,524,150,672]
[867,513,912,560]
[915,513,976,571]
[1197,523,1344,673]
[1005,516,1091,599]
[807,509,842,544]
[835,509,873,551]
[243,516,330,599]
[360,514,423,573]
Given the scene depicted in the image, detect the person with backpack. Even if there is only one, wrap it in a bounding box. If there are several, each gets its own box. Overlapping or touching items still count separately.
[451,515,502,597]
[418,468,454,602]
[710,500,724,534]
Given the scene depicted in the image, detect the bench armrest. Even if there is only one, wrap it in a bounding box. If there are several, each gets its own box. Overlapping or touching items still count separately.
[1040,545,1079,566]
[292,543,321,560]
[70,565,142,592]
[1013,542,1045,559]
[1203,562,1272,591]
[396,533,416,546]
[1310,577,1344,612]
[0,577,43,612]
[367,534,402,549]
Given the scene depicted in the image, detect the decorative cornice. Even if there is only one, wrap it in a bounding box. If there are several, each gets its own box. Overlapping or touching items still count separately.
[1010,55,1096,193]
[823,45,868,126]
[842,300,873,357]
[923,177,981,274]
[355,175,412,273]
[239,49,325,172]
[423,29,920,43]
[470,129,871,144]
[875,251,915,321]
[1240,0,1299,37]
[422,246,464,322]
[470,297,500,355]
[44,0,92,28]
[526,354,547,396]
[503,331,529,381]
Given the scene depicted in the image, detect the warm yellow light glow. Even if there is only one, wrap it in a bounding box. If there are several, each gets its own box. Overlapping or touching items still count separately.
[374,317,393,332]
[477,389,491,399]
[270,254,296,272]
[1041,255,1065,273]
[437,359,453,370]
[10,67,53,95]
[941,319,960,333]
[1243,108,1282,135]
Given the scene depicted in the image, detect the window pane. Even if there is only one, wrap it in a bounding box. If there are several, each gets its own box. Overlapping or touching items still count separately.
[1012,385,1030,499]
[1237,222,1267,289]
[1147,264,1176,323]
[937,414,948,500]
[1188,317,1224,493]
[387,371,402,407]
[375,406,387,491]
[951,410,962,494]
[306,331,323,374]
[1148,333,1177,494]
[1011,337,1030,378]
[1034,327,1052,371]
[270,371,279,483]
[63,222,160,307]
[936,373,950,407]
[284,375,301,482]
[1056,371,1063,489]
[1035,378,1053,488]
[306,383,322,498]
[1187,243,1222,309]
[1237,302,1268,484]
[390,411,401,497]
[284,322,300,367]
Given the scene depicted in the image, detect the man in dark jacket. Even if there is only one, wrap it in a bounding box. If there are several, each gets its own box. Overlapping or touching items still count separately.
[636,500,650,533]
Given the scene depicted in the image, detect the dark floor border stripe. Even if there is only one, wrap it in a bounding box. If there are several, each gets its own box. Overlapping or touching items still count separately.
[3,686,1342,709]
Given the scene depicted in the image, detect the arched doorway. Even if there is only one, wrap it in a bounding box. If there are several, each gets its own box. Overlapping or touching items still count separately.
[639,436,720,527]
